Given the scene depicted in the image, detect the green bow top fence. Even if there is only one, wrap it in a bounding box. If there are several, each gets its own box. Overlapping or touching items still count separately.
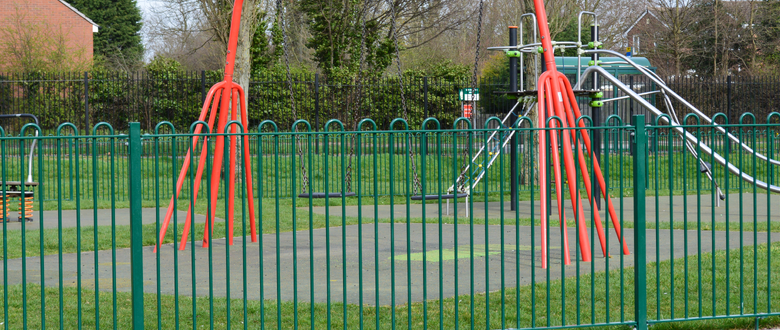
[0,121,776,204]
[0,115,779,329]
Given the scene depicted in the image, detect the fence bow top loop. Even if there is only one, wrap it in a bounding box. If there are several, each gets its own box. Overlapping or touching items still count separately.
[92,122,116,135]
[421,117,441,131]
[292,119,313,133]
[389,118,410,131]
[56,123,79,136]
[189,120,212,134]
[357,118,377,131]
[259,120,279,132]
[453,117,473,130]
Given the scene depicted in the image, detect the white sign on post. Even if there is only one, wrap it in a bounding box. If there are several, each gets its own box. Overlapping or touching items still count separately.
[459,88,480,101]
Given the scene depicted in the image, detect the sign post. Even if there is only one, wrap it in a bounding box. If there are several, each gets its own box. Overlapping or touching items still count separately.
[459,88,479,126]
[459,88,480,102]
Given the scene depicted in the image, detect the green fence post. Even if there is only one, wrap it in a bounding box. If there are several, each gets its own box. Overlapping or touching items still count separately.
[632,115,648,330]
[128,122,145,329]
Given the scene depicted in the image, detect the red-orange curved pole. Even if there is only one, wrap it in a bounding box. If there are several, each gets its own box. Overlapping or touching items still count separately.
[559,76,630,255]
[540,77,573,266]
[533,0,611,266]
[158,0,258,251]
[538,85,549,269]
[155,85,223,252]
[235,84,258,243]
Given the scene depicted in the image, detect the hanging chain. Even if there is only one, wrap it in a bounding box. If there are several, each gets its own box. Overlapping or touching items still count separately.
[471,0,484,95]
[388,0,409,119]
[388,0,421,195]
[456,0,485,193]
[277,0,309,193]
[345,0,371,193]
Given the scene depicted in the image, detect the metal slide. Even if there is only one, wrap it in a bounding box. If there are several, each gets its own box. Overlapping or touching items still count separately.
[575,65,780,193]
[582,50,780,167]
[594,61,726,201]
[450,98,536,195]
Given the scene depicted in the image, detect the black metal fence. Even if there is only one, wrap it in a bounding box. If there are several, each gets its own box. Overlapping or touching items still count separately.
[1,72,779,133]
[0,72,518,132]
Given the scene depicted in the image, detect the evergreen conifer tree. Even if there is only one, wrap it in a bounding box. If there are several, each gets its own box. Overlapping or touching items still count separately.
[68,0,144,66]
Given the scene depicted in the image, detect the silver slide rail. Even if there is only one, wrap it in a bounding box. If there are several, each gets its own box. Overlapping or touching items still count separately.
[579,49,780,167]
[576,65,780,193]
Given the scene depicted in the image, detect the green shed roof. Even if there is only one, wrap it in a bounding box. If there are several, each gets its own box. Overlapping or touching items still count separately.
[554,56,655,75]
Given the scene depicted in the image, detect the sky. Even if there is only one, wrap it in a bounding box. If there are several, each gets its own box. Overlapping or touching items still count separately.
[136,0,157,60]
[136,0,156,17]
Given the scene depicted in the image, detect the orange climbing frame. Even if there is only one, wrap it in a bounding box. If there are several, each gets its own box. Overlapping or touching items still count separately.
[532,0,629,269]
[155,0,256,250]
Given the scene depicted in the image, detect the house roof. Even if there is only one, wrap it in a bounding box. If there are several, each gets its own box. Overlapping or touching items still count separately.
[58,0,99,32]
[623,8,668,38]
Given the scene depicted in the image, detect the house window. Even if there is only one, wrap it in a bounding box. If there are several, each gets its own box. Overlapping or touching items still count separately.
[633,35,641,54]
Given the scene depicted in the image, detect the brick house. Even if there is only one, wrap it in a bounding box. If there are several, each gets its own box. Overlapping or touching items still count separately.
[624,9,667,55]
[0,0,99,71]
[625,2,751,56]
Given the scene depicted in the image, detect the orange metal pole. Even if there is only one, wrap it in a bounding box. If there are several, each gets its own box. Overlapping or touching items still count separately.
[538,87,549,269]
[546,73,593,262]
[532,0,605,264]
[159,0,258,250]
[203,90,232,247]
[560,77,630,255]
[227,88,239,245]
[202,0,246,248]
[541,77,572,265]
[235,85,258,242]
[156,86,222,252]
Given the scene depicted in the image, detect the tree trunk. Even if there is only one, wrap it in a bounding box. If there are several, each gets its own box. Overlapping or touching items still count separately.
[749,0,757,70]
[234,0,258,94]
[231,0,258,177]
[714,0,719,75]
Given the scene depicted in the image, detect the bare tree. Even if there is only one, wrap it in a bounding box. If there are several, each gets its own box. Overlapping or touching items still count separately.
[597,0,649,50]
[200,0,267,90]
[144,0,226,69]
[650,0,700,76]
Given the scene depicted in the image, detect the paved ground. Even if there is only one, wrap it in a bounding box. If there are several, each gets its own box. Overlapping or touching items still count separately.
[307,193,780,223]
[2,223,777,306]
[0,208,213,231]
[1,192,774,232]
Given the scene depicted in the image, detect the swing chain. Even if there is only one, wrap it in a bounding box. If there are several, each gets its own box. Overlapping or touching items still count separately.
[344,0,371,194]
[457,129,471,192]
[388,0,409,119]
[298,136,310,193]
[455,0,484,193]
[388,0,421,195]
[471,0,484,94]
[277,0,309,193]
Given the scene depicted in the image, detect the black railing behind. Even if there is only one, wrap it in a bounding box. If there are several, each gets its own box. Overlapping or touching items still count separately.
[1,72,778,132]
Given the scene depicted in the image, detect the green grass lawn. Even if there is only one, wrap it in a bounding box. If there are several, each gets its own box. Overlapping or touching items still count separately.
[3,142,779,207]
[1,235,779,329]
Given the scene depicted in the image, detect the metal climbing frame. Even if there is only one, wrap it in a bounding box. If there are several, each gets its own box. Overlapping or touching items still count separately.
[450,98,537,196]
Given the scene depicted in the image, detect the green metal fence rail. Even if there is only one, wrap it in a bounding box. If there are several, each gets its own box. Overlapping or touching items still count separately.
[1,115,779,329]
[5,127,778,204]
